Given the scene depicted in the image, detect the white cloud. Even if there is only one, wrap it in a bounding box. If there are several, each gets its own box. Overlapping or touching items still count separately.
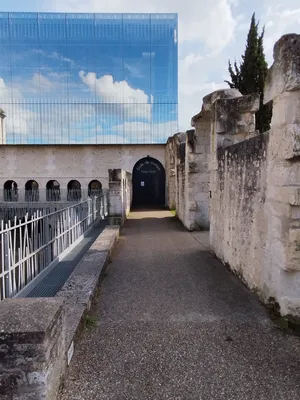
[48,0,237,52]
[0,75,97,142]
[0,77,37,138]
[49,0,237,131]
[2,0,300,139]
[263,5,300,63]
[31,73,56,91]
[79,71,149,104]
[32,49,76,67]
[178,50,228,129]
[79,70,152,120]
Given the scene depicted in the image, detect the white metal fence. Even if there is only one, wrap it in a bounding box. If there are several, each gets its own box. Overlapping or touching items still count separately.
[0,193,108,300]
[3,188,103,202]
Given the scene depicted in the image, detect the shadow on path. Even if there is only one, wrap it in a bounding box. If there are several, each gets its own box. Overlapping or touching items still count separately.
[59,210,300,400]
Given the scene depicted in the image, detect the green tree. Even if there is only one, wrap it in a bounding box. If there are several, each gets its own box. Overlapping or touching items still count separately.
[225,13,272,132]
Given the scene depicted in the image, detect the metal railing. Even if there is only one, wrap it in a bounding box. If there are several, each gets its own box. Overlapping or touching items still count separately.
[0,193,109,300]
[3,189,105,203]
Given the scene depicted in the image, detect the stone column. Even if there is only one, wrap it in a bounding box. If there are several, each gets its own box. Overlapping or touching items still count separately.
[188,109,212,230]
[108,169,124,218]
[0,108,6,145]
[174,132,187,225]
[263,34,300,317]
[207,89,259,248]
[0,298,66,399]
[165,136,176,210]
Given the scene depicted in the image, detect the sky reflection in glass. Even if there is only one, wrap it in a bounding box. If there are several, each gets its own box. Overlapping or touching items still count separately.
[0,12,178,144]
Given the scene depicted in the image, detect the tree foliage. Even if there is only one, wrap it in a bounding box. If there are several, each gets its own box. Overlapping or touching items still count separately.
[225,13,272,132]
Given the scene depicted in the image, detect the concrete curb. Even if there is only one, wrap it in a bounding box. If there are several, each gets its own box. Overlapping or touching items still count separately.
[56,224,120,364]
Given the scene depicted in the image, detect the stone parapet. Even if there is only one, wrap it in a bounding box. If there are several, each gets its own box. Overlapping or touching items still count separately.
[0,298,65,399]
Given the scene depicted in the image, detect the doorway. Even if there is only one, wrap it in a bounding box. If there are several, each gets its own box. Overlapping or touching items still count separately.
[132,157,165,207]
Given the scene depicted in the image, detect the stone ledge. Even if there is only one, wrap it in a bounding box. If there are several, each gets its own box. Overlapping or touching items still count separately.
[0,298,65,399]
[56,225,120,351]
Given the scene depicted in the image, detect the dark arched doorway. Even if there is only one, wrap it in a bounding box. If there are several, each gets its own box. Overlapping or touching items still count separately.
[67,180,81,201]
[88,180,102,197]
[25,180,39,202]
[4,180,18,202]
[46,180,60,201]
[132,156,165,207]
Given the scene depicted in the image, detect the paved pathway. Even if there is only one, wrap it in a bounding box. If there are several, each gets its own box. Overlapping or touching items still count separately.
[59,211,300,400]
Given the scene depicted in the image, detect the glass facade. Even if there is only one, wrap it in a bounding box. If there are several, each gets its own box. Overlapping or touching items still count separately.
[0,13,178,144]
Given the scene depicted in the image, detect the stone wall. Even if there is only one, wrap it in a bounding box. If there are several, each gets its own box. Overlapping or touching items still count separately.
[108,169,132,220]
[262,34,300,316]
[189,108,211,230]
[211,133,268,290]
[0,144,165,200]
[0,298,65,399]
[165,137,176,209]
[166,124,210,230]
[165,132,189,225]
[208,34,300,318]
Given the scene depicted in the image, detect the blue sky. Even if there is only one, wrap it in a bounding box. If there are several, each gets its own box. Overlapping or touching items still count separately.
[0,13,178,144]
[0,0,300,143]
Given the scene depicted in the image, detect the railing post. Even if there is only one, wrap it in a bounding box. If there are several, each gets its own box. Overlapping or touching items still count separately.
[3,230,10,298]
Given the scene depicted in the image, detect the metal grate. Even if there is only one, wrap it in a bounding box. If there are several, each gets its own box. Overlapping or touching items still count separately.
[25,220,108,298]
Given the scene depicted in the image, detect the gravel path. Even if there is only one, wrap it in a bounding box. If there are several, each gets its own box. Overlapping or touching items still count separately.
[59,210,300,400]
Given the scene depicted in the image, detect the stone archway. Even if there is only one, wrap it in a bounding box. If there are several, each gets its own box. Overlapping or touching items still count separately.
[4,180,18,202]
[46,180,60,201]
[132,156,165,207]
[88,180,102,197]
[25,180,39,202]
[67,180,81,201]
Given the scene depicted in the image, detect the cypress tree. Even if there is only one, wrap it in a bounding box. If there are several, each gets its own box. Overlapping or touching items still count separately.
[225,13,272,132]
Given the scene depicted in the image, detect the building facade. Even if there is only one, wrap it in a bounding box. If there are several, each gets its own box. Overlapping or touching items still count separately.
[0,144,165,202]
[0,12,178,145]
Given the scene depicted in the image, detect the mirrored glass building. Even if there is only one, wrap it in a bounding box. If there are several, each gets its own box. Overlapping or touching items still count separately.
[0,12,178,144]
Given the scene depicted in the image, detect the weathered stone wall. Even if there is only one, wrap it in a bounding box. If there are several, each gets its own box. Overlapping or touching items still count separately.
[0,298,66,399]
[108,169,132,219]
[188,111,211,230]
[211,133,268,290]
[165,126,210,230]
[0,144,165,200]
[208,88,262,289]
[262,34,300,317]
[165,137,176,209]
[165,132,188,224]
[208,34,300,318]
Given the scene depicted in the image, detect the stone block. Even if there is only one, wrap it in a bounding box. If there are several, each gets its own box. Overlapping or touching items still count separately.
[272,92,300,127]
[280,296,300,317]
[188,201,198,211]
[0,298,66,400]
[188,161,198,173]
[108,168,122,182]
[269,123,300,160]
[264,34,300,103]
[214,93,259,138]
[291,206,300,220]
[202,88,242,111]
[288,186,300,206]
[286,229,300,271]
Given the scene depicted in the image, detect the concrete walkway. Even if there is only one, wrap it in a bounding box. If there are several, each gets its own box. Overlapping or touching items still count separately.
[59,211,300,400]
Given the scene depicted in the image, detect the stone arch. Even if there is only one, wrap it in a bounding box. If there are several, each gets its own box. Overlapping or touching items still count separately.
[25,180,39,202]
[132,156,165,207]
[3,180,18,202]
[46,180,61,201]
[88,180,102,197]
[67,180,81,201]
